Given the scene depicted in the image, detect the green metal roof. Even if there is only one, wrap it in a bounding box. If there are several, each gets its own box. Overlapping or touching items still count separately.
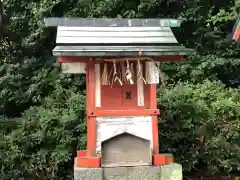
[55,26,178,44]
[44,18,195,57]
[53,45,195,57]
[44,18,182,27]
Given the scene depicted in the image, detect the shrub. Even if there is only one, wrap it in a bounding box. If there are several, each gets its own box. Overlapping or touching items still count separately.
[1,86,86,180]
[1,80,239,179]
[158,80,240,173]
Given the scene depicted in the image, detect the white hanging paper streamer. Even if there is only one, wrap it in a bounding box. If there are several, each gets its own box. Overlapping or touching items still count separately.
[125,60,134,84]
[95,63,101,107]
[61,62,86,74]
[137,62,144,106]
[111,60,123,86]
[145,61,159,84]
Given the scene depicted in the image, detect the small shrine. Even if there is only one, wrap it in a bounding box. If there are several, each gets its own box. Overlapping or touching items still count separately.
[44,18,195,180]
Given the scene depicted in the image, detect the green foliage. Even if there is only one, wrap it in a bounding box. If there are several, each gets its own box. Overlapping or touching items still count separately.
[1,0,239,117]
[0,57,59,116]
[0,0,240,179]
[162,55,240,88]
[1,87,86,180]
[2,81,239,179]
[158,80,240,173]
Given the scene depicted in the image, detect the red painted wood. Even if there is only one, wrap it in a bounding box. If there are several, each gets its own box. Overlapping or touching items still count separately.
[86,63,90,156]
[100,56,183,62]
[152,115,159,154]
[165,155,174,164]
[148,84,159,154]
[58,56,88,63]
[76,59,163,164]
[122,85,138,107]
[153,154,166,166]
[101,85,122,108]
[153,154,174,166]
[58,56,183,63]
[101,84,147,109]
[144,85,151,108]
[149,84,157,109]
[152,56,183,62]
[99,62,153,110]
[77,150,87,157]
[75,156,101,168]
[86,61,96,156]
[91,109,160,117]
[234,28,240,40]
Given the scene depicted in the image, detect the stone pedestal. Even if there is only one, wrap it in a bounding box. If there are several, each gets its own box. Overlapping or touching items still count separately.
[74,163,182,180]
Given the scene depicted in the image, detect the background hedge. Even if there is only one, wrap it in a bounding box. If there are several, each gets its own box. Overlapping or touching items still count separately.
[1,0,240,179]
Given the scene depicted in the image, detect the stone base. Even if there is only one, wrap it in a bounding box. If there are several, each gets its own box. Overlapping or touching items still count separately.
[74,163,182,180]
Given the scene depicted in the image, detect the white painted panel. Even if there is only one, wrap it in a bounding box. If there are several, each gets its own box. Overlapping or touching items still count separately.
[61,62,86,74]
[145,61,159,84]
[56,36,178,44]
[96,116,153,152]
[58,26,172,32]
[137,63,144,106]
[95,63,101,107]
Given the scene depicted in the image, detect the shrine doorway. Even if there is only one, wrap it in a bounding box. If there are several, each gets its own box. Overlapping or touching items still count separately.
[101,133,151,167]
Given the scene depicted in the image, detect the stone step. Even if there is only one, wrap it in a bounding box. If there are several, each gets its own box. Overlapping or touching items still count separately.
[74,163,182,180]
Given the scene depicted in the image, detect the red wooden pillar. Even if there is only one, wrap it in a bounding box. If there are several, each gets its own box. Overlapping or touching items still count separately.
[151,84,174,166]
[86,61,96,156]
[149,84,159,155]
[75,60,100,168]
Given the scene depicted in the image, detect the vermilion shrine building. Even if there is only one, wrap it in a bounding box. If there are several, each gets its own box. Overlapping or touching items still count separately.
[44,18,195,180]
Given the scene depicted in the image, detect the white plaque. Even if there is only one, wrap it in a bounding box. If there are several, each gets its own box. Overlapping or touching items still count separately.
[61,62,86,74]
[96,116,153,152]
[145,61,159,84]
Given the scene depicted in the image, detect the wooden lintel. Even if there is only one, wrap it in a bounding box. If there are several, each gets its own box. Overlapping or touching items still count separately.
[58,56,184,63]
[95,57,154,62]
[96,56,184,62]
[58,56,89,63]
[89,109,160,117]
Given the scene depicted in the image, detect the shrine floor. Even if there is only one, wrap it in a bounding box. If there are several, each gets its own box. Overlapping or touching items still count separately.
[74,163,182,180]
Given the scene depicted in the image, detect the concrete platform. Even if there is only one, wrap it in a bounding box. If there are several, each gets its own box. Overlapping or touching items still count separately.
[74,163,182,180]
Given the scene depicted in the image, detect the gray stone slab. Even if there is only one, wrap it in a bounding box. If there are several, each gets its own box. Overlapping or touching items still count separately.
[104,167,128,177]
[160,163,182,180]
[74,164,183,180]
[127,166,161,180]
[103,167,128,180]
[74,167,102,180]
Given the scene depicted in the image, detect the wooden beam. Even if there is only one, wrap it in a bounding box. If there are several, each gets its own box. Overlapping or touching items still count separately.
[91,109,160,117]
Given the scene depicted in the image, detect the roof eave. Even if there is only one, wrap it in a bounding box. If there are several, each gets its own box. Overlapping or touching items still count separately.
[52,48,196,57]
[44,18,183,27]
